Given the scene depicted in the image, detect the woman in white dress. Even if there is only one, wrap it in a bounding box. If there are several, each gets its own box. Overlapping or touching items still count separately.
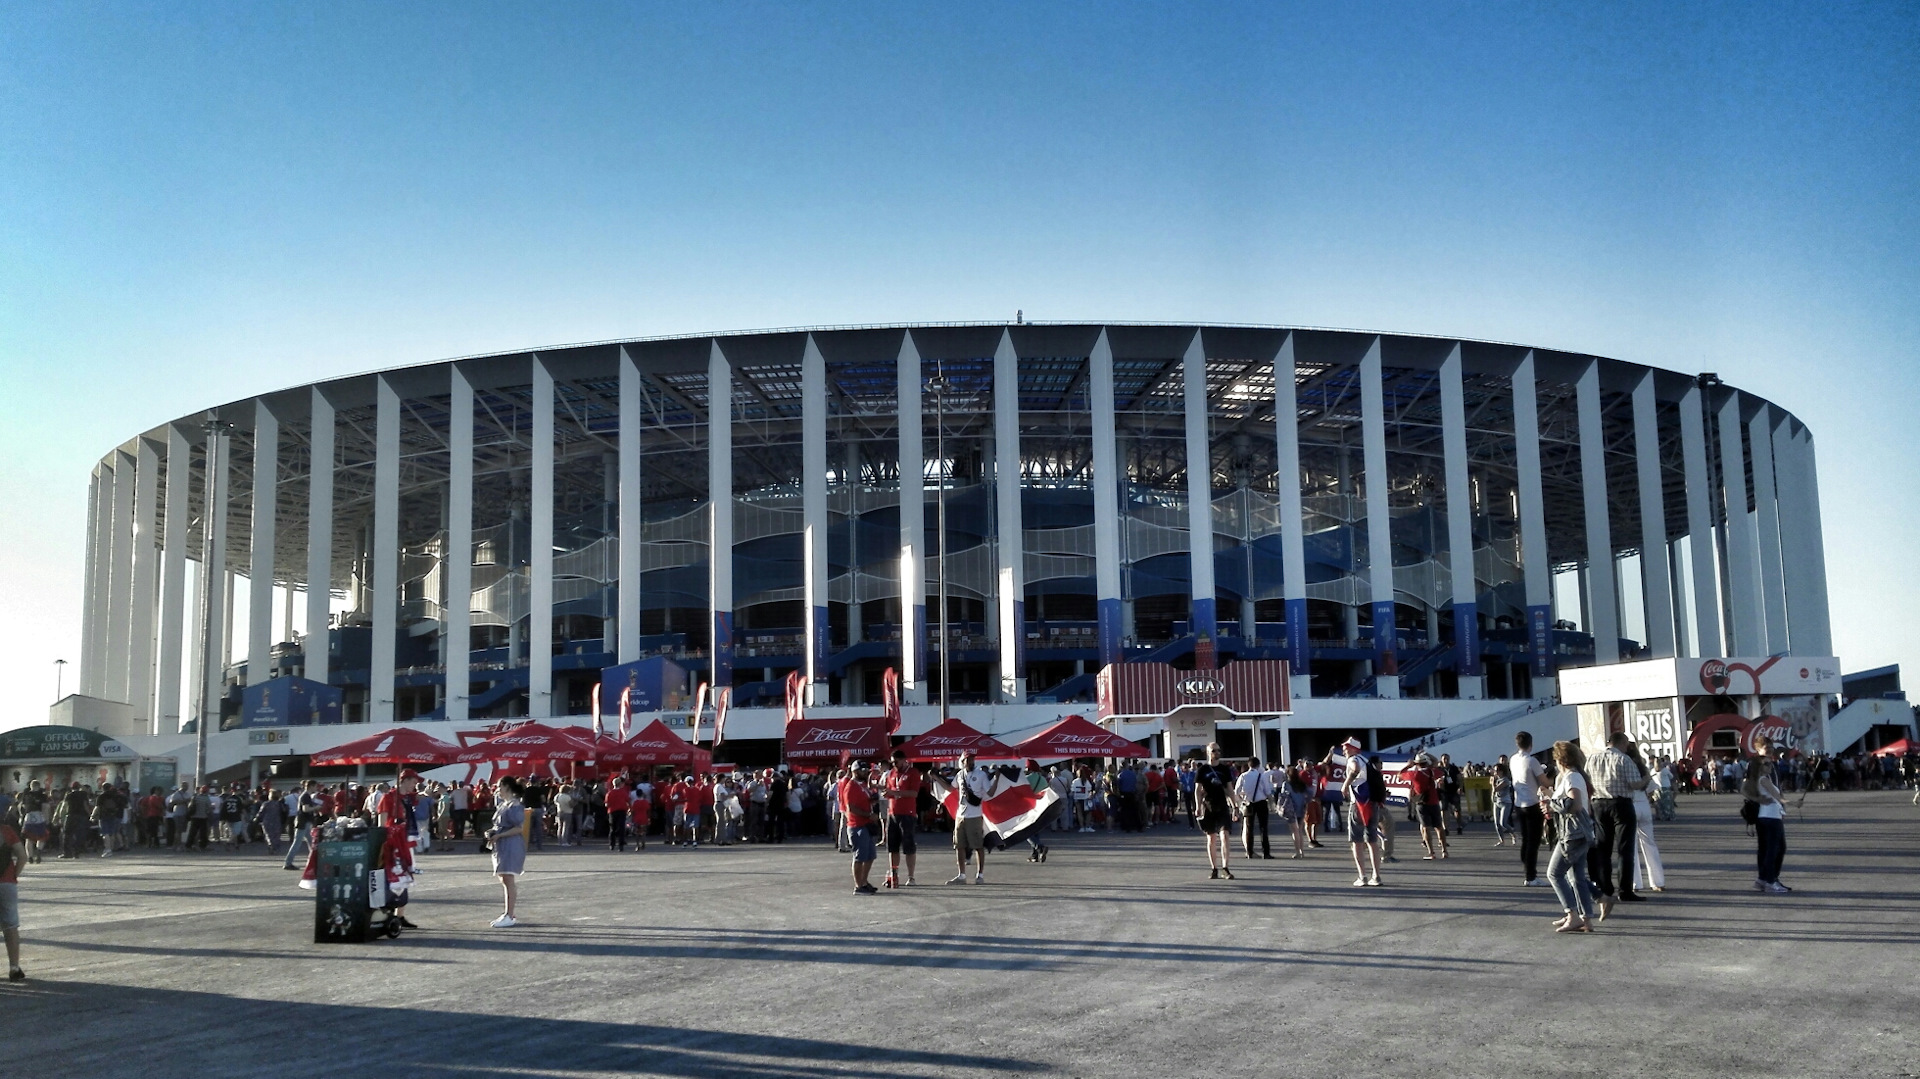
[1626,742,1665,892]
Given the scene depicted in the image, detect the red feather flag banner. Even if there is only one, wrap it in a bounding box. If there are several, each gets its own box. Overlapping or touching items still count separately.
[882,666,901,735]
[689,681,709,743]
[713,686,732,746]
[784,670,805,729]
[617,686,633,742]
[591,680,604,738]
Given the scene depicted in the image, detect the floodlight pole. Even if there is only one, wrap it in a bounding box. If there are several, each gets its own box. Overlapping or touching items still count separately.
[932,369,950,725]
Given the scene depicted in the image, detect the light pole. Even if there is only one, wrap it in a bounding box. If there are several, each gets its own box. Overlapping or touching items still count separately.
[53,658,66,702]
[931,369,950,724]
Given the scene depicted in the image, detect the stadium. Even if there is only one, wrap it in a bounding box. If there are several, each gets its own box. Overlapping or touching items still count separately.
[38,322,1858,784]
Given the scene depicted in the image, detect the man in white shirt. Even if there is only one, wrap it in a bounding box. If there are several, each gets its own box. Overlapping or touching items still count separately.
[933,751,1000,885]
[1234,757,1276,860]
[1511,730,1548,887]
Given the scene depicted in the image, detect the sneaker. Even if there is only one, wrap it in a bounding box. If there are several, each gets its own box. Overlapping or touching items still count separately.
[490,914,518,928]
[1366,877,1382,887]
[1765,881,1792,894]
[948,873,968,885]
[854,884,879,895]
[973,873,985,885]
[1753,879,1768,892]
[905,877,917,886]
[1385,856,1400,863]
[1353,876,1368,887]
[1523,878,1547,887]
[7,967,23,982]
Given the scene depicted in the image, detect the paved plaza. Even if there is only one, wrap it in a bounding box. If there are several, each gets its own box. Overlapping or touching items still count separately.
[4,792,1917,1078]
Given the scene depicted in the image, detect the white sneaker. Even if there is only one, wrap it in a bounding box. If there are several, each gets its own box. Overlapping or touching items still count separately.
[947,873,967,885]
[905,877,916,886]
[1354,876,1368,887]
[490,914,518,928]
[1367,877,1382,887]
[973,873,985,885]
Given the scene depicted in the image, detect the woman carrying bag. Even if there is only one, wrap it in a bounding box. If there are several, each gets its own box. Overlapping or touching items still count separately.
[487,776,530,928]
[1544,741,1599,933]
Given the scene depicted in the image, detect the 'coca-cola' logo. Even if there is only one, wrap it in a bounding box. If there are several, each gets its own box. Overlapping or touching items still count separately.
[796,726,872,747]
[1699,659,1730,693]
[1746,719,1793,754]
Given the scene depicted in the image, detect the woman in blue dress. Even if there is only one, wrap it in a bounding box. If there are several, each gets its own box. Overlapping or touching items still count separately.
[486,775,529,928]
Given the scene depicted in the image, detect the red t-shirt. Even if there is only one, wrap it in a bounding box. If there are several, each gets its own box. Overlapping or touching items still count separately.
[694,782,714,810]
[139,794,164,818]
[1407,767,1439,806]
[375,790,404,825]
[882,767,922,816]
[666,781,687,808]
[1144,770,1164,793]
[606,788,632,813]
[838,779,876,827]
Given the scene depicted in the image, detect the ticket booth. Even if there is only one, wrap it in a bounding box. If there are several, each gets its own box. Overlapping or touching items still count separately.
[1559,656,1841,769]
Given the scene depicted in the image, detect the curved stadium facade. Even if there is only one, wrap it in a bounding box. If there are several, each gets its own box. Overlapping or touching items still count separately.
[66,323,1835,770]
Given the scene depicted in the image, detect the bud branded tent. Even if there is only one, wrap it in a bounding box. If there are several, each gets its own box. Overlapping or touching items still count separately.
[1010,714,1141,760]
[309,727,464,768]
[893,717,1018,762]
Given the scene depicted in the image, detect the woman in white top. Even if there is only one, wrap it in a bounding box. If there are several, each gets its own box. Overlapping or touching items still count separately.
[1070,768,1094,832]
[1544,741,1598,933]
[1625,742,1666,892]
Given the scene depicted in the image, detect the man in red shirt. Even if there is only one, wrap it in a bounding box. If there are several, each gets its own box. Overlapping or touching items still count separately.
[605,778,633,852]
[880,750,923,887]
[138,787,166,849]
[1143,765,1165,825]
[692,775,715,847]
[373,771,424,929]
[838,761,879,894]
[1408,753,1448,860]
[666,774,690,846]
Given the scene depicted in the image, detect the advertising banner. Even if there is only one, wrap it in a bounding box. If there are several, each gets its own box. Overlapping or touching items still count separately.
[597,656,690,716]
[1527,605,1554,678]
[1628,698,1684,764]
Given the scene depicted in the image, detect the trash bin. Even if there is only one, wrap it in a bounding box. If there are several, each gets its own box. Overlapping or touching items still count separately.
[313,825,391,943]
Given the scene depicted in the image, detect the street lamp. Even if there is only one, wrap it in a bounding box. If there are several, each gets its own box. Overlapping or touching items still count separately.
[53,658,66,702]
[930,368,950,724]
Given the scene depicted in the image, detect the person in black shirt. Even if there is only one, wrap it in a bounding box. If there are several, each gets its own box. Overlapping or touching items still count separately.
[1192,743,1237,880]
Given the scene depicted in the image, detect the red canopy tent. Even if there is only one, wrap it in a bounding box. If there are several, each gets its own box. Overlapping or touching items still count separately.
[893,717,1018,762]
[454,722,598,767]
[308,727,464,768]
[784,715,891,762]
[1871,737,1914,757]
[621,720,714,770]
[1012,714,1143,760]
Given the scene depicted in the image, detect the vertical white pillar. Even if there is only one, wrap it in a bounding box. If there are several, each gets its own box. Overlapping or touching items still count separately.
[1718,392,1763,656]
[992,328,1026,702]
[446,365,474,720]
[156,426,190,733]
[305,389,335,687]
[1576,360,1620,664]
[896,331,927,701]
[1182,331,1218,646]
[80,468,104,697]
[709,341,735,691]
[1679,383,1723,656]
[1439,344,1483,697]
[105,450,135,702]
[1090,329,1125,670]
[1513,352,1555,695]
[1274,333,1311,698]
[1777,426,1832,656]
[198,425,231,732]
[617,347,643,665]
[248,401,279,687]
[1749,405,1789,653]
[128,437,161,722]
[530,357,555,718]
[802,334,831,705]
[1359,337,1399,698]
[369,376,401,723]
[1632,372,1676,658]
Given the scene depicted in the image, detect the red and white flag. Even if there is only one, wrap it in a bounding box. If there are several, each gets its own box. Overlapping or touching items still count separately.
[784,670,805,729]
[713,686,732,747]
[690,682,709,744]
[882,666,901,735]
[617,685,633,742]
[591,681,604,738]
[929,769,1063,850]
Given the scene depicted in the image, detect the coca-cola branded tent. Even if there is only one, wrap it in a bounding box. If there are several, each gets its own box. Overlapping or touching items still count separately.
[309,727,464,768]
[454,723,599,766]
[784,716,891,762]
[1011,714,1143,760]
[893,717,1018,762]
[620,720,713,769]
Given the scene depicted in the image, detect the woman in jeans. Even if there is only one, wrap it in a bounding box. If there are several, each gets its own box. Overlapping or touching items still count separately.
[1491,756,1517,847]
[1545,740,1598,933]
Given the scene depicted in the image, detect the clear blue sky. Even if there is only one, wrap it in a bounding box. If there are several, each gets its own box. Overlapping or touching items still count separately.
[2,2,1915,729]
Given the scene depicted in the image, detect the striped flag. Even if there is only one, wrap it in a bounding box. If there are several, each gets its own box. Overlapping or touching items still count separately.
[690,682,709,743]
[713,687,732,747]
[590,680,604,738]
[617,685,633,742]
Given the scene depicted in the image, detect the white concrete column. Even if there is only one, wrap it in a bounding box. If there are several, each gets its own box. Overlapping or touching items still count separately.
[198,425,231,732]
[105,450,135,702]
[530,357,555,718]
[1576,360,1620,664]
[128,437,161,722]
[992,328,1026,702]
[896,331,927,701]
[1358,337,1399,698]
[446,365,474,720]
[709,341,735,690]
[617,347,643,665]
[1776,424,1832,656]
[1439,344,1483,697]
[1274,333,1311,698]
[1512,352,1555,695]
[1090,328,1124,670]
[1182,331,1218,644]
[155,425,190,733]
[248,401,279,687]
[1679,383,1723,656]
[802,334,831,705]
[1718,392,1764,655]
[369,376,401,723]
[79,468,103,697]
[305,389,335,687]
[1632,372,1676,658]
[1749,405,1789,652]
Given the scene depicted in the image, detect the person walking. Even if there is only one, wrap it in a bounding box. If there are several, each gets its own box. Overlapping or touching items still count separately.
[1234,756,1275,860]
[1625,742,1666,893]
[1545,740,1598,933]
[486,776,529,927]
[605,778,632,852]
[1587,730,1649,918]
[1343,746,1384,887]
[1,814,24,981]
[1193,744,1237,880]
[838,761,880,895]
[1750,741,1792,893]
[1491,756,1517,846]
[1281,760,1311,858]
[1407,754,1447,860]
[1511,731,1548,887]
[933,750,1000,884]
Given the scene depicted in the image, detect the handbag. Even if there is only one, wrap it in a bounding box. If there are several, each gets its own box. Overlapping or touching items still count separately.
[1555,791,1594,846]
